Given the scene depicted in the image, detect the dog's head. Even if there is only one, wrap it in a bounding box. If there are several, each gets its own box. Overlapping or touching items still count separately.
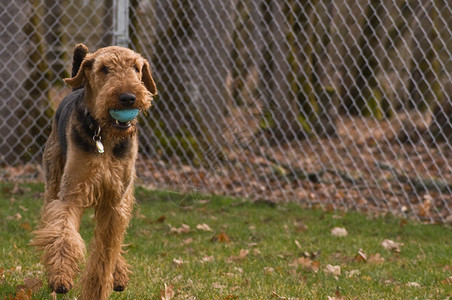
[64,44,157,134]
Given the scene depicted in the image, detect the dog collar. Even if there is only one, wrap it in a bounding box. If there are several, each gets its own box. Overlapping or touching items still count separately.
[84,109,104,154]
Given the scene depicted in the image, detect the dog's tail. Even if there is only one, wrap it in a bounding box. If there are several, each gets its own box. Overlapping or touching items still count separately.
[71,44,89,78]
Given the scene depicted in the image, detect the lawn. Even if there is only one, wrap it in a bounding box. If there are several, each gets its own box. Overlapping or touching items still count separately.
[1,182,452,299]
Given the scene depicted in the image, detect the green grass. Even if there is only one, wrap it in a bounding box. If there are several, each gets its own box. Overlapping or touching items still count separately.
[1,182,452,299]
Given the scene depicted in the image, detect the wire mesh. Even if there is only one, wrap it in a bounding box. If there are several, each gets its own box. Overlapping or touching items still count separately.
[1,0,452,223]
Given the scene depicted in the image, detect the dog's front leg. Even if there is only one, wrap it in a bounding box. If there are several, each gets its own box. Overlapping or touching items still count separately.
[79,192,133,300]
[31,196,85,294]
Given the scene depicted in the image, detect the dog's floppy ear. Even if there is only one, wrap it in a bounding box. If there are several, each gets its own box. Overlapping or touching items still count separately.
[64,58,93,88]
[71,43,89,78]
[142,59,157,96]
[64,44,93,89]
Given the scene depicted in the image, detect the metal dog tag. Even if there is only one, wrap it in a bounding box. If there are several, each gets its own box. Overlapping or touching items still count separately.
[95,140,104,154]
[93,126,104,154]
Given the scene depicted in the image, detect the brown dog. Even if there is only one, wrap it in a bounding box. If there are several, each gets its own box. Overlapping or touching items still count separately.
[31,43,156,299]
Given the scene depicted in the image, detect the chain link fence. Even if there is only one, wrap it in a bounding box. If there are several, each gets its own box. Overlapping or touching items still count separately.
[1,0,452,223]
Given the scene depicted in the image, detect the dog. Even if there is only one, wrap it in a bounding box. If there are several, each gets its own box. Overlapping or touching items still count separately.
[31,43,157,299]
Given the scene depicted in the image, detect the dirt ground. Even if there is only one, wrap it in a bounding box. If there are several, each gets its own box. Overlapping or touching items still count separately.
[3,115,452,224]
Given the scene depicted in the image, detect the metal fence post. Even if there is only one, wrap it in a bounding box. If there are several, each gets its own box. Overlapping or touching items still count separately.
[114,0,129,47]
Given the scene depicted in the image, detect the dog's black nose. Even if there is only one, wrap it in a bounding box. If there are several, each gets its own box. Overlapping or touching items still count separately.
[119,93,136,106]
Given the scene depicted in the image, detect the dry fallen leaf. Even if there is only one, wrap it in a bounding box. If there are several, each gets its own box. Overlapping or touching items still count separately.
[355,249,367,262]
[418,195,432,217]
[271,291,289,299]
[196,223,212,232]
[331,227,348,237]
[216,232,230,243]
[200,255,214,263]
[236,249,249,261]
[156,215,166,223]
[172,258,184,266]
[213,282,226,290]
[6,213,22,221]
[290,257,319,273]
[346,269,360,278]
[406,282,421,287]
[183,238,193,245]
[20,222,32,232]
[381,239,403,252]
[169,224,190,234]
[228,249,249,263]
[368,253,385,264]
[324,264,341,276]
[442,276,452,285]
[23,277,43,293]
[160,283,175,300]
[13,288,32,300]
[294,240,302,249]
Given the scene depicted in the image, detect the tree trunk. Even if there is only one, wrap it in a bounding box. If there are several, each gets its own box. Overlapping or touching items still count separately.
[144,0,233,161]
[407,0,441,111]
[44,0,68,81]
[259,0,326,143]
[344,0,389,118]
[0,0,33,164]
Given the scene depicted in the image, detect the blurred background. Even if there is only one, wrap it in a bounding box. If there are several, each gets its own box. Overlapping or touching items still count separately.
[1,0,452,223]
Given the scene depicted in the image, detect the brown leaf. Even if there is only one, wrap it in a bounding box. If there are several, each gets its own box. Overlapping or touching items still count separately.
[290,257,319,273]
[230,249,249,262]
[324,264,341,276]
[200,255,214,263]
[156,215,166,223]
[20,222,32,232]
[406,282,421,287]
[13,288,32,300]
[271,291,288,299]
[355,249,367,262]
[172,258,184,266]
[381,239,403,252]
[331,227,348,237]
[216,232,230,243]
[183,238,193,245]
[196,223,212,232]
[294,240,302,249]
[160,283,175,300]
[23,277,43,293]
[169,224,190,234]
[293,221,308,232]
[346,269,360,278]
[418,195,432,217]
[368,253,385,264]
[442,276,452,285]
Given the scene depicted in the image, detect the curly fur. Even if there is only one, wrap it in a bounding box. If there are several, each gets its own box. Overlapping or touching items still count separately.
[31,43,156,299]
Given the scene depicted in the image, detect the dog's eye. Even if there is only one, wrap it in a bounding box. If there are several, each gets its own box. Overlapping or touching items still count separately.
[101,66,109,74]
[133,65,139,73]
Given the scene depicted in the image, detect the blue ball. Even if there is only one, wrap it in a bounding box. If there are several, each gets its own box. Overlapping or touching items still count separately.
[109,109,140,123]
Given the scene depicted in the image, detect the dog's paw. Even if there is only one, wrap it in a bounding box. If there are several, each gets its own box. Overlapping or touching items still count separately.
[114,285,126,292]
